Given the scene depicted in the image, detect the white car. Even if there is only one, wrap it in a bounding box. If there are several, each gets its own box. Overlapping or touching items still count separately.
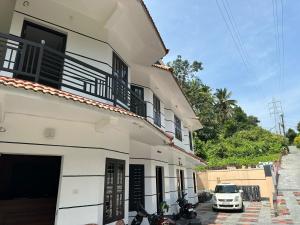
[212,183,244,212]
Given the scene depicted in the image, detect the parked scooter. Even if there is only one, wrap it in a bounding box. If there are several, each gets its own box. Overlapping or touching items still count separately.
[176,193,197,219]
[131,204,175,225]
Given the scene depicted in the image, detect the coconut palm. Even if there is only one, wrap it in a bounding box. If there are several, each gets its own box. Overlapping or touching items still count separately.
[215,88,237,123]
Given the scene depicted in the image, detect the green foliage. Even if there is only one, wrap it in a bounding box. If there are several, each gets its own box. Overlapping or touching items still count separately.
[166,55,203,87]
[294,135,300,149]
[286,128,297,145]
[214,88,237,124]
[297,122,300,133]
[197,127,285,169]
[167,56,284,168]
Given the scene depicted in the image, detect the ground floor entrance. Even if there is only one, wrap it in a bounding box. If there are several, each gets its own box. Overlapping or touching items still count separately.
[0,154,61,225]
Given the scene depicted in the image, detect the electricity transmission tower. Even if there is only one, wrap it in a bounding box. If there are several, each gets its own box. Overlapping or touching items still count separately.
[268,98,285,135]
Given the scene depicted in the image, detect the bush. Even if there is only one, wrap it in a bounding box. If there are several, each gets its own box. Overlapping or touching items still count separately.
[195,127,286,169]
[294,136,300,149]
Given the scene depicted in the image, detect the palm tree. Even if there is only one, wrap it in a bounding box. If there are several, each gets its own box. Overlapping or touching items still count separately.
[214,88,237,123]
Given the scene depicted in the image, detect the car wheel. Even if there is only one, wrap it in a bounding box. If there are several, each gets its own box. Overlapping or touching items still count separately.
[212,207,218,212]
[239,204,245,213]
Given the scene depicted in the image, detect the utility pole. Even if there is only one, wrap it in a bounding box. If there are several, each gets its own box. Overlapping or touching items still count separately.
[268,98,284,135]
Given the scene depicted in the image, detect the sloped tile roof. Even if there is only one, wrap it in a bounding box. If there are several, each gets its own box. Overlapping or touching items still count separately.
[0,76,205,163]
[0,76,142,118]
[152,64,173,72]
[170,143,207,165]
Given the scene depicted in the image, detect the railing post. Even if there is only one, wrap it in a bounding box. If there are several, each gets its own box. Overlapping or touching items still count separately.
[112,74,117,106]
[35,40,45,83]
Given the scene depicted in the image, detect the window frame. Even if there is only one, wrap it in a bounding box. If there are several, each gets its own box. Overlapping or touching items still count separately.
[153,94,161,127]
[174,115,182,141]
[189,131,193,151]
[103,158,126,224]
[112,52,128,84]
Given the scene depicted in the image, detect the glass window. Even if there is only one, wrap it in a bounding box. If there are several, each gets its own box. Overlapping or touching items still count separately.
[189,131,193,151]
[113,53,128,83]
[153,94,161,127]
[174,115,182,141]
[215,185,238,193]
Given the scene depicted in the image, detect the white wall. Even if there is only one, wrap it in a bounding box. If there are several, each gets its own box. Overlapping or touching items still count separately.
[0,0,16,33]
[0,112,130,225]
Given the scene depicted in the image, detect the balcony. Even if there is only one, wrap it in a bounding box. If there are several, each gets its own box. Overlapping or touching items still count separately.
[0,32,146,117]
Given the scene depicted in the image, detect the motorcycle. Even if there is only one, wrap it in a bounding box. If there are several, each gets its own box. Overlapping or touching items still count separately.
[131,204,175,225]
[176,193,197,219]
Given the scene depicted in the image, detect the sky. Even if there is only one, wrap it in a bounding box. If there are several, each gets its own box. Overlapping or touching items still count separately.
[144,0,300,132]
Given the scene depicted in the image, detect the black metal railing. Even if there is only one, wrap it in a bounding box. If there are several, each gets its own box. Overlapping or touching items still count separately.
[0,32,146,117]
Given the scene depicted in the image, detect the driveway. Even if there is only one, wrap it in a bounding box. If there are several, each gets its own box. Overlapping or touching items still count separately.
[195,146,300,224]
[195,201,276,225]
[276,146,300,224]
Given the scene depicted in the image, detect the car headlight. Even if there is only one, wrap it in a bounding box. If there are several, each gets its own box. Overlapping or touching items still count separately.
[234,196,240,201]
[213,195,217,201]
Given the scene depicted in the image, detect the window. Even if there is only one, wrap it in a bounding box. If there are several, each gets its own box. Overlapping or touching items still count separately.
[153,94,161,127]
[176,169,185,198]
[113,53,128,83]
[193,172,197,194]
[103,158,125,224]
[129,164,145,211]
[130,85,144,116]
[113,53,128,104]
[174,115,182,141]
[189,131,193,151]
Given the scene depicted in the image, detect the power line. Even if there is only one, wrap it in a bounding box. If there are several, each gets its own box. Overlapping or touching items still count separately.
[215,0,250,72]
[222,0,252,67]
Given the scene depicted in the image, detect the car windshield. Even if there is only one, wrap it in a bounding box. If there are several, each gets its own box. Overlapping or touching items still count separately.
[215,185,238,193]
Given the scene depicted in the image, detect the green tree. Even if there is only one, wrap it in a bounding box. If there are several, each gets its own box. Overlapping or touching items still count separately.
[214,88,237,124]
[286,128,297,145]
[167,55,203,87]
[297,122,300,133]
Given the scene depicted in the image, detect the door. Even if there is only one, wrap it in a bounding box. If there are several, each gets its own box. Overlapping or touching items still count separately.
[0,154,61,225]
[15,21,66,89]
[103,158,125,224]
[129,165,144,211]
[177,169,185,198]
[155,166,164,213]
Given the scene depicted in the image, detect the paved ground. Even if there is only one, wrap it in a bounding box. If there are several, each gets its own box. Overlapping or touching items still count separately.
[276,146,300,224]
[195,146,300,224]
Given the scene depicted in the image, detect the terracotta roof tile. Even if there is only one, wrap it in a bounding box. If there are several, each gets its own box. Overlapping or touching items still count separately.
[170,143,207,165]
[0,76,203,162]
[152,64,173,72]
[0,76,172,140]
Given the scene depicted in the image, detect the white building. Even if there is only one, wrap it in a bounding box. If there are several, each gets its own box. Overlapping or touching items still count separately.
[0,1,205,225]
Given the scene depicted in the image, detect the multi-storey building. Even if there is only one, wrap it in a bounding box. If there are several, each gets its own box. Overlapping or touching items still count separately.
[0,0,205,225]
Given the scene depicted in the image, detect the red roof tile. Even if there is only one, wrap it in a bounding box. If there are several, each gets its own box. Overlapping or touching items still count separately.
[152,64,173,72]
[170,143,207,165]
[0,76,172,140]
[0,76,203,163]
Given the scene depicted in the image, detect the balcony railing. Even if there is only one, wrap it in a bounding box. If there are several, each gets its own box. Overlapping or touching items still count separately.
[0,32,146,117]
